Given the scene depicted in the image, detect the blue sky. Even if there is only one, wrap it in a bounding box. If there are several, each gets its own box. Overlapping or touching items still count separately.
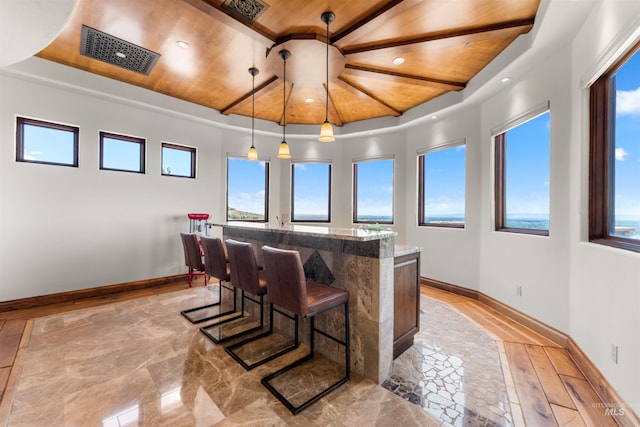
[292,163,330,218]
[355,159,394,218]
[504,111,551,217]
[423,145,466,218]
[614,49,640,220]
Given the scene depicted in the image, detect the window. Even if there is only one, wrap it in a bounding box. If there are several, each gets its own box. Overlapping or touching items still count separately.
[16,117,79,167]
[590,43,640,252]
[353,157,394,224]
[291,162,331,222]
[418,142,466,228]
[100,132,145,173]
[161,143,196,178]
[494,109,550,235]
[226,157,269,221]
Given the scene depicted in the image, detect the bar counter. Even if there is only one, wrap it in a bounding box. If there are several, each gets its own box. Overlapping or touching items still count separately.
[214,222,420,383]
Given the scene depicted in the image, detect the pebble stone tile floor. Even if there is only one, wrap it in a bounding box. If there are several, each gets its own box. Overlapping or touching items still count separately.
[383,296,513,426]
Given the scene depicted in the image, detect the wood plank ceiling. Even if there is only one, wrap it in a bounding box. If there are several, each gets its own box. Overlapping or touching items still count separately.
[36,0,541,127]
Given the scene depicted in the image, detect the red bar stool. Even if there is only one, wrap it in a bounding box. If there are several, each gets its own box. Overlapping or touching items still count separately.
[180,236,239,324]
[259,245,350,415]
[200,239,267,344]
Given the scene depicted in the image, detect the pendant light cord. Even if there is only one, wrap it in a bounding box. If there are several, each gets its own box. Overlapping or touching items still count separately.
[283,55,286,140]
[325,20,329,122]
[251,72,255,147]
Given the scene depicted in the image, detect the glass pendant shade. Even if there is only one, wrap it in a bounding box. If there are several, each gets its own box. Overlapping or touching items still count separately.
[319,120,335,142]
[277,141,291,159]
[247,145,258,161]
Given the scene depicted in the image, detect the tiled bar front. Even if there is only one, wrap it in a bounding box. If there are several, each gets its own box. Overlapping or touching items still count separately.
[220,223,396,383]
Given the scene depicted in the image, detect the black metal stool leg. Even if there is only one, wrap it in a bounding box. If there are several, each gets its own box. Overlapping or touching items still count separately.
[201,292,267,344]
[180,280,240,324]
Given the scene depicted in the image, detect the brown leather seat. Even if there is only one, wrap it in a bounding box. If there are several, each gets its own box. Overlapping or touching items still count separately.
[179,232,207,287]
[259,245,350,415]
[200,239,268,344]
[180,236,238,324]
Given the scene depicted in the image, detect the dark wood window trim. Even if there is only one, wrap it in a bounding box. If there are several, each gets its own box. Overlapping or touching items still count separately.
[494,132,549,237]
[290,163,331,223]
[16,117,79,167]
[418,149,465,229]
[225,157,270,223]
[352,159,394,225]
[589,44,640,253]
[99,131,145,174]
[161,142,196,178]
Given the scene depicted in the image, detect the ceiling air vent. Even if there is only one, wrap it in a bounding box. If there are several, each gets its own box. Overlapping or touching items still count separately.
[80,25,160,76]
[223,0,269,22]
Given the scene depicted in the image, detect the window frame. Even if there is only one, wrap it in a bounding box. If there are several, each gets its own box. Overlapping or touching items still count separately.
[418,142,466,229]
[352,157,395,225]
[16,116,79,167]
[225,156,270,223]
[99,131,146,174]
[589,43,640,253]
[290,162,332,223]
[161,142,196,178]
[494,109,551,237]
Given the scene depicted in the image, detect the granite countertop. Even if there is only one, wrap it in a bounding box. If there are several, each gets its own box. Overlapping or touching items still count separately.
[394,244,422,257]
[215,222,397,242]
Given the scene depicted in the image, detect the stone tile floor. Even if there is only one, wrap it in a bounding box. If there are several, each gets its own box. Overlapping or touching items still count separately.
[383,296,513,426]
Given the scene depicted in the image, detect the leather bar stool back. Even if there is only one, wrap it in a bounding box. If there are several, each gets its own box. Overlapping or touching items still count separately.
[180,232,207,287]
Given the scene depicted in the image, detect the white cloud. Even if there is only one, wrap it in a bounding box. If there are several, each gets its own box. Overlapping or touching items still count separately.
[616,87,640,115]
[615,147,629,161]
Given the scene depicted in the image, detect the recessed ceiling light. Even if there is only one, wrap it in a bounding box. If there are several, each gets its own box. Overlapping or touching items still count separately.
[176,41,190,49]
[392,57,405,65]
[115,52,126,59]
[431,115,438,120]
[500,76,512,83]
[304,98,314,103]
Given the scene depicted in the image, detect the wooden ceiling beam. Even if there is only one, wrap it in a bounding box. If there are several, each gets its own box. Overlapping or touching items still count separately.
[221,75,279,115]
[337,76,402,117]
[342,18,534,54]
[332,0,423,44]
[180,0,275,45]
[344,64,465,91]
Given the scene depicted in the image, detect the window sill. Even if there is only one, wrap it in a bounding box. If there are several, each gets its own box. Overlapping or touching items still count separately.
[590,237,640,254]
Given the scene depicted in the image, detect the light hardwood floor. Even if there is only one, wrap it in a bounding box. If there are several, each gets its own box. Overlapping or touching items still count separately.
[0,281,623,426]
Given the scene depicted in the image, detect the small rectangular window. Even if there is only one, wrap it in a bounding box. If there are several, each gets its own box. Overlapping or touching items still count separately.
[227,157,269,222]
[495,111,550,236]
[353,157,394,224]
[100,132,145,173]
[418,143,466,228]
[16,117,79,167]
[162,143,196,178]
[291,162,331,222]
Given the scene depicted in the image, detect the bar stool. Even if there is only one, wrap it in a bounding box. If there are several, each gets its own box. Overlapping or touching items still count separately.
[259,245,350,415]
[179,232,207,287]
[200,239,267,344]
[181,236,238,324]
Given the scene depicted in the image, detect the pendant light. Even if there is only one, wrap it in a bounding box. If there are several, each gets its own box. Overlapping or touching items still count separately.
[318,11,335,142]
[277,49,292,159]
[247,67,259,161]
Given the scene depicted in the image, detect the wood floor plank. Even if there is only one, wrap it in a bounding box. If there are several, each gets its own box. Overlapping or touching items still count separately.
[526,344,576,409]
[0,367,9,401]
[504,341,557,426]
[551,404,587,426]
[545,347,584,378]
[560,375,618,427]
[0,320,25,368]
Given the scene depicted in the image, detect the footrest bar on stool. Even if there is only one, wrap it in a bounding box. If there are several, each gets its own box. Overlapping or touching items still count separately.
[180,285,237,324]
[224,304,299,370]
[261,353,348,415]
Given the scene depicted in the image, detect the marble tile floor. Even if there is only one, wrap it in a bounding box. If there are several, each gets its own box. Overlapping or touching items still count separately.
[6,286,442,426]
[382,297,514,426]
